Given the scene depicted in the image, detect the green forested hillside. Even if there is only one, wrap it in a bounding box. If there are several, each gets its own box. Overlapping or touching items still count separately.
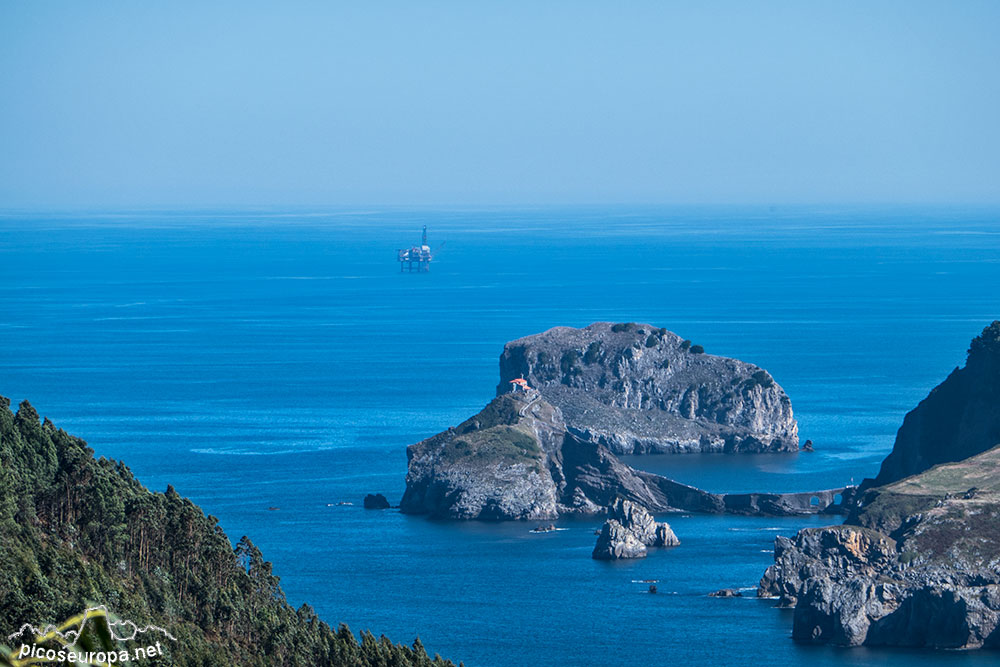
[0,396,455,666]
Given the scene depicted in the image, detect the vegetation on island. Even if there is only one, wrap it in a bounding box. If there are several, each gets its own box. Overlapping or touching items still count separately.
[0,396,457,666]
[408,395,545,472]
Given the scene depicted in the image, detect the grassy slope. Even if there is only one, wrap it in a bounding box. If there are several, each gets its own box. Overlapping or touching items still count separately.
[410,395,545,472]
[850,445,1000,566]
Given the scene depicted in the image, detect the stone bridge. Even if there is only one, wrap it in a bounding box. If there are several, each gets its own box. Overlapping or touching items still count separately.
[635,471,858,516]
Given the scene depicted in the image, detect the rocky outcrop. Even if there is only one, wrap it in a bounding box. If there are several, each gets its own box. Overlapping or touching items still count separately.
[592,499,679,560]
[400,393,847,520]
[875,320,1000,485]
[496,322,798,454]
[399,392,673,520]
[758,323,1000,650]
[709,588,743,598]
[759,445,1000,649]
[592,520,648,559]
[363,493,391,509]
[758,525,898,607]
[399,395,562,520]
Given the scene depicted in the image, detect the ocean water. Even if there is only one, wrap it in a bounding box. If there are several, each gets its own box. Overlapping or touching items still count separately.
[1,205,999,665]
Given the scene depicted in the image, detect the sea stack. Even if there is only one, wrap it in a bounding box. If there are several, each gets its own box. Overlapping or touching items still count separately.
[592,499,679,560]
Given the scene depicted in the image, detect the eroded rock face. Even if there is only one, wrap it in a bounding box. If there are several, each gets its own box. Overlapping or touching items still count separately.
[758,323,1000,650]
[496,322,798,454]
[593,520,648,559]
[592,499,680,560]
[759,446,1000,649]
[757,525,897,607]
[875,320,1000,486]
[399,395,562,520]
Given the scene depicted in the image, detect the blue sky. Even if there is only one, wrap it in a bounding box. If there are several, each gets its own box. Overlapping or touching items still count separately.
[1,1,998,207]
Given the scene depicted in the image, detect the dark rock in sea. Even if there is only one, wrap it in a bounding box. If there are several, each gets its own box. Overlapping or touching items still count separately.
[802,439,814,452]
[709,588,743,598]
[592,499,679,560]
[401,393,848,520]
[648,585,658,594]
[364,493,391,509]
[874,320,1000,486]
[496,322,798,454]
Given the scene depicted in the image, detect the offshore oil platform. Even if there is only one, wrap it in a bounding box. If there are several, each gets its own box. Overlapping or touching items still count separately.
[397,225,434,272]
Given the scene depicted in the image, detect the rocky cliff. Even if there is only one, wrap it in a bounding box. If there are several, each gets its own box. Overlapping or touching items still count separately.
[400,394,564,519]
[496,322,799,454]
[759,446,1000,648]
[758,324,1000,650]
[875,320,1000,485]
[400,393,845,520]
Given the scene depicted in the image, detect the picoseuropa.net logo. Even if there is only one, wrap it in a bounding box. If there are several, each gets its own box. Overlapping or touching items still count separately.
[5,605,176,665]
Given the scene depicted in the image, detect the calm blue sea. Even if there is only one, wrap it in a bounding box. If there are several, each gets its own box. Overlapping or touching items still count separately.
[1,206,999,665]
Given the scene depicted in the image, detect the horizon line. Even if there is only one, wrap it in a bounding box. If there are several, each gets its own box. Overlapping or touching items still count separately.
[2,201,1000,216]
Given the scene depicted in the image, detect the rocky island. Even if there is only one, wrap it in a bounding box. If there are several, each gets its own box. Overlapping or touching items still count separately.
[758,321,1000,649]
[497,322,799,454]
[401,323,846,520]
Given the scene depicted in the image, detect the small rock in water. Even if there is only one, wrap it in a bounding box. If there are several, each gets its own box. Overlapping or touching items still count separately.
[648,585,658,594]
[802,439,814,452]
[267,506,280,511]
[363,493,391,509]
[709,588,742,598]
[592,499,680,560]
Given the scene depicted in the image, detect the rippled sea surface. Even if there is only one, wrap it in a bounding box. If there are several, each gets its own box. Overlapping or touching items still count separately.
[2,205,999,665]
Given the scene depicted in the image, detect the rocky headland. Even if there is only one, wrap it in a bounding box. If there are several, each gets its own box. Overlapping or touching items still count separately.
[496,322,799,454]
[759,447,1000,648]
[875,320,1000,485]
[758,322,1000,649]
[400,392,846,520]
